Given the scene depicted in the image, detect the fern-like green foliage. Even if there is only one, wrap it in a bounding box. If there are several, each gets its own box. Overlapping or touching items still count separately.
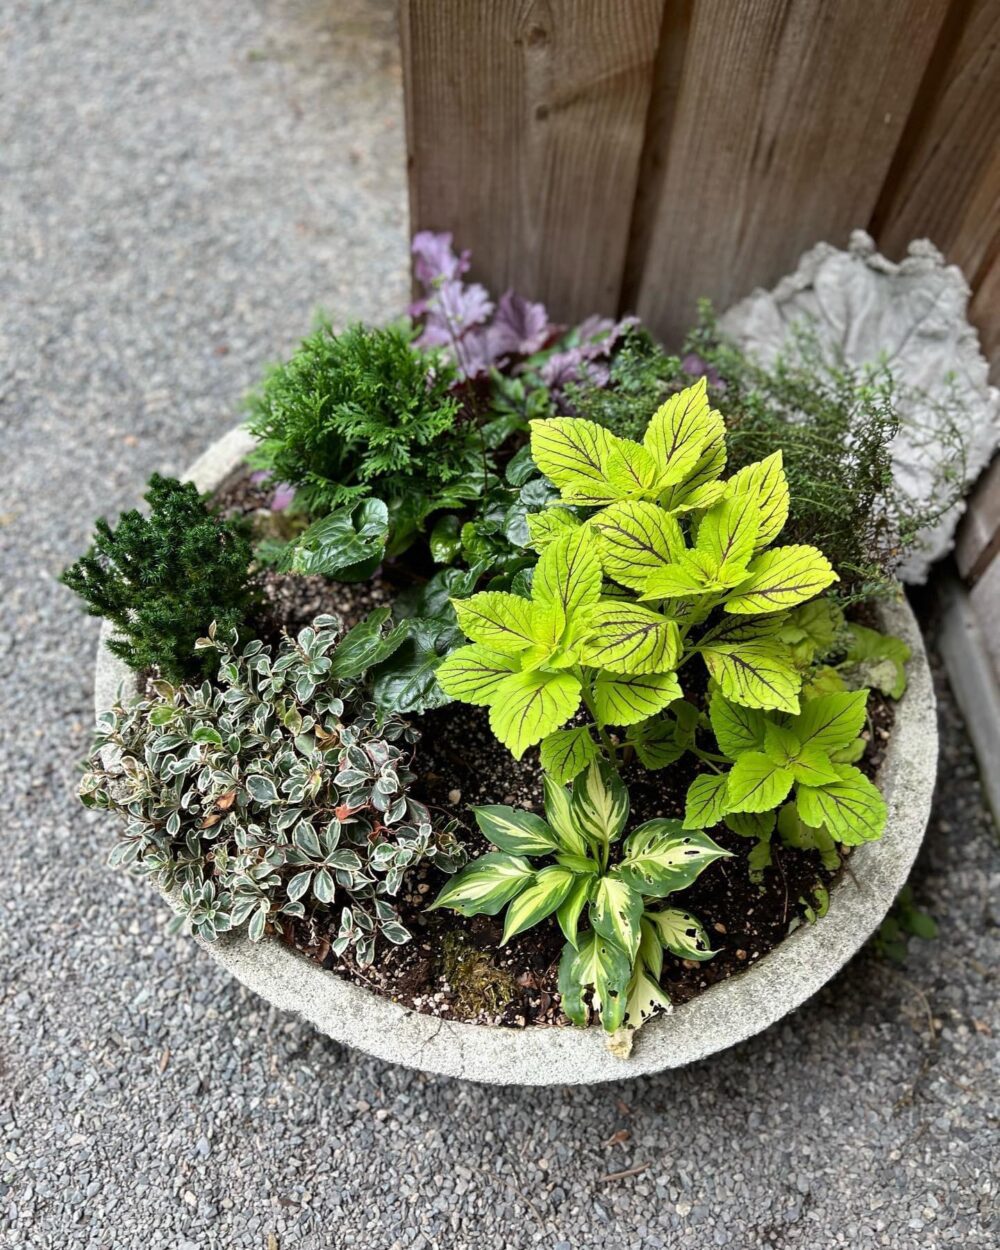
[61,475,255,681]
[246,321,486,554]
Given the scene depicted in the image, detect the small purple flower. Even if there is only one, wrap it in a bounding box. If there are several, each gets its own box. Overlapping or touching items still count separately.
[681,352,724,389]
[270,482,295,512]
[249,469,273,485]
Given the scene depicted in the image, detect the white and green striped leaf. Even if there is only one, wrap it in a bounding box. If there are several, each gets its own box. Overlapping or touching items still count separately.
[430,852,533,916]
[571,760,630,844]
[488,669,582,759]
[542,773,591,856]
[578,602,680,675]
[725,545,838,614]
[473,805,560,856]
[565,930,632,1033]
[617,820,731,897]
[590,877,644,961]
[650,907,715,962]
[434,644,520,706]
[539,726,599,784]
[591,500,685,592]
[501,865,576,944]
[683,772,730,829]
[623,921,671,1027]
[593,669,682,727]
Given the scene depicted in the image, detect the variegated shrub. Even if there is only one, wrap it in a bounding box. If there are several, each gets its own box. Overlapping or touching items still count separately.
[80,614,465,964]
[432,760,730,1034]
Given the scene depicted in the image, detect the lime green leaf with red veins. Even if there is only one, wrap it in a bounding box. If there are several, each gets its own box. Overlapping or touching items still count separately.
[593,669,682,727]
[723,451,789,552]
[525,506,581,554]
[682,772,731,829]
[796,764,888,844]
[725,545,838,614]
[700,637,802,714]
[539,725,600,785]
[708,692,768,756]
[725,752,795,813]
[434,644,520,705]
[488,668,582,758]
[643,377,717,487]
[591,500,685,592]
[531,526,602,635]
[578,602,680,675]
[791,689,869,754]
[451,591,548,655]
[694,492,759,584]
[659,404,728,513]
[529,417,620,505]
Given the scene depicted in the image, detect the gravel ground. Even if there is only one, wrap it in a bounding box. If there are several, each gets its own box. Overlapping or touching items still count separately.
[1,3,997,1248]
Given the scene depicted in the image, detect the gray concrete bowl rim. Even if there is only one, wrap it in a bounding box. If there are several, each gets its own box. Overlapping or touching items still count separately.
[92,425,939,1085]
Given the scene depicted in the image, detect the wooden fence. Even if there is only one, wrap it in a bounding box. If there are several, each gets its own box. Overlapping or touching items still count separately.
[400,0,999,362]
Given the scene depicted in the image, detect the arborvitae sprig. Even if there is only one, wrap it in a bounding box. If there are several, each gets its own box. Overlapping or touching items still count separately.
[62,474,255,681]
[246,321,485,550]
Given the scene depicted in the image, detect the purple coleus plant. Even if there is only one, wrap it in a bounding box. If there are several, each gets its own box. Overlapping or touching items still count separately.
[410,231,632,400]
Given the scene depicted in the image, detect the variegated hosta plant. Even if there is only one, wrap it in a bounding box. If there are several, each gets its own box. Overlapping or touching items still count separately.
[80,614,465,964]
[431,761,730,1035]
[436,377,840,774]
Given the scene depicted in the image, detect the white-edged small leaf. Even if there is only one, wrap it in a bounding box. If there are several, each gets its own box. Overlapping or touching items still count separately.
[430,852,534,916]
[590,877,643,961]
[501,866,576,944]
[683,772,730,829]
[617,821,731,897]
[540,726,600,784]
[473,805,560,856]
[650,907,715,961]
[245,774,278,805]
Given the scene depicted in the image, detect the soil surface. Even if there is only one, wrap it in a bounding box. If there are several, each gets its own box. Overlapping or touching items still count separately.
[217,467,896,1029]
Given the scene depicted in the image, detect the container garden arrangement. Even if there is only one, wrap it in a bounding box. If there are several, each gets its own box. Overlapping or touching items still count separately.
[72,234,942,1084]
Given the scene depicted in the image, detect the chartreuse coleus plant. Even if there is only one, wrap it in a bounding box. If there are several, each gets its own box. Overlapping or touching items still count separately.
[431,761,730,1035]
[435,377,840,781]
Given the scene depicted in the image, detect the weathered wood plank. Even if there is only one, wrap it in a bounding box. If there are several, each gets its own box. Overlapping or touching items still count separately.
[956,454,1000,579]
[872,0,1000,283]
[400,0,665,322]
[631,0,951,348]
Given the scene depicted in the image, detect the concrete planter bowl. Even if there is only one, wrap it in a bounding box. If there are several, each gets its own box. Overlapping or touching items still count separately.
[94,426,939,1085]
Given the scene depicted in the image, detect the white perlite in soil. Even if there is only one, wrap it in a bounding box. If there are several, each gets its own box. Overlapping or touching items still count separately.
[720,231,1000,583]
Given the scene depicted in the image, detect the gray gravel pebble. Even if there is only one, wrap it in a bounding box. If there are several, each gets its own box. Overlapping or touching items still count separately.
[2,2,998,1248]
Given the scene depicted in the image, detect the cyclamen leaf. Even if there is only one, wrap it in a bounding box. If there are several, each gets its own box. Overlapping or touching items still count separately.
[617,820,730,897]
[708,693,768,756]
[452,591,551,655]
[571,760,630,844]
[286,498,390,582]
[473,805,560,856]
[579,602,680,675]
[797,764,888,844]
[590,877,643,961]
[724,451,789,552]
[531,527,602,633]
[529,418,620,505]
[430,852,533,916]
[725,545,838,614]
[433,644,520,705]
[525,507,581,553]
[643,378,716,487]
[488,669,582,758]
[329,608,408,680]
[683,773,730,829]
[593,670,682,727]
[502,865,576,944]
[539,726,599,785]
[592,501,685,592]
[792,690,870,754]
[701,638,801,714]
[650,907,715,961]
[726,752,794,813]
